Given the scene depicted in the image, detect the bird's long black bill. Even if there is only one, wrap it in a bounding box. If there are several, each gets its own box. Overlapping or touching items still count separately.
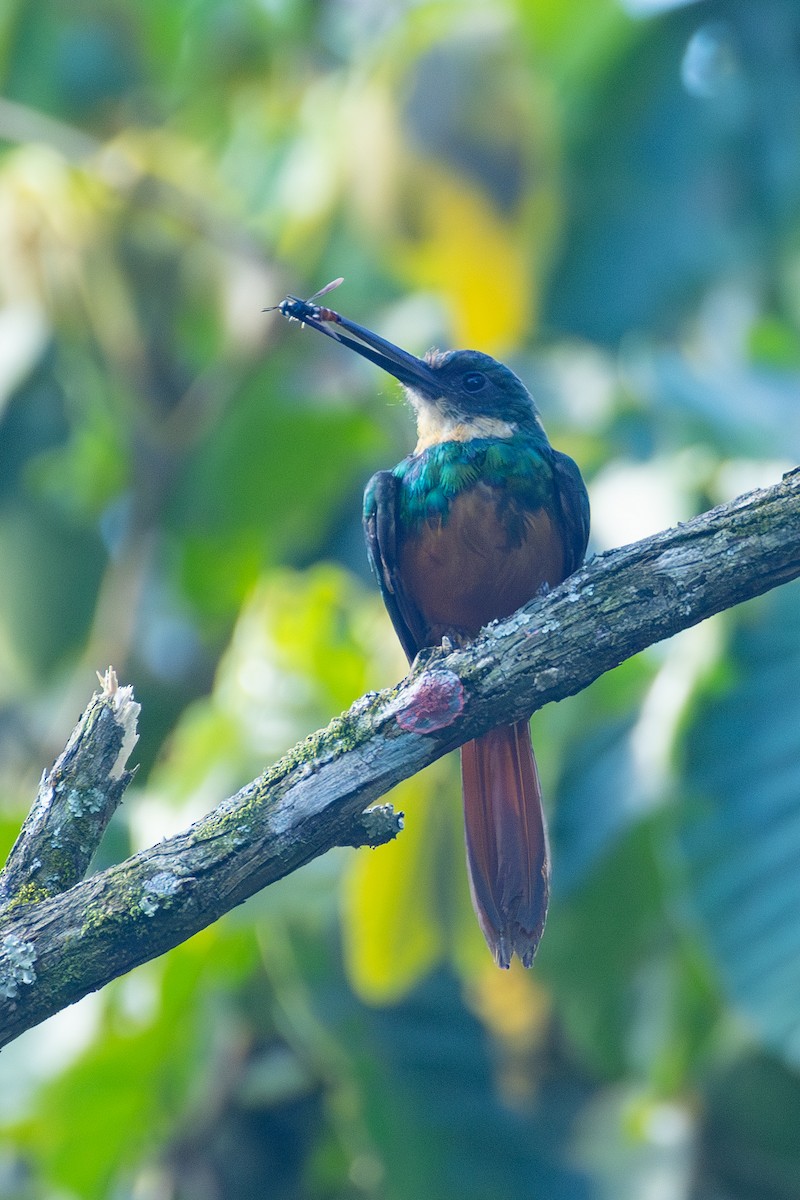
[294,309,439,393]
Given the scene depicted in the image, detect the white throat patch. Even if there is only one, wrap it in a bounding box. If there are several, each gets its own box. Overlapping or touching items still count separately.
[413,405,517,453]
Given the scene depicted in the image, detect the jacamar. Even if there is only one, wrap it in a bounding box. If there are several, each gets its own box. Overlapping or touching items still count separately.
[275,287,590,968]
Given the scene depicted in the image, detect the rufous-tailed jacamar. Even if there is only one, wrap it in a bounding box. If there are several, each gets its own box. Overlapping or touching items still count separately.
[274,284,590,968]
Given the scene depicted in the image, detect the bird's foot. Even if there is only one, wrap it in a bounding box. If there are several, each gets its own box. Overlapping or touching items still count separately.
[411,645,440,671]
[410,631,468,671]
[442,628,471,651]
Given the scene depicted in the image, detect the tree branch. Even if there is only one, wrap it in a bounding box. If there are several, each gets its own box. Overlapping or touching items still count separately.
[0,670,139,910]
[1,469,798,1046]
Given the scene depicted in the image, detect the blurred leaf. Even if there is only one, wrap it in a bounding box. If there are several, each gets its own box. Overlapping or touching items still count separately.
[25,354,129,519]
[571,1083,695,1200]
[701,1050,800,1200]
[0,503,104,682]
[145,565,393,818]
[548,656,656,893]
[342,764,451,1004]
[394,159,549,351]
[748,314,800,370]
[520,0,638,104]
[0,356,67,504]
[13,927,261,1199]
[17,960,200,1197]
[254,565,384,712]
[349,970,593,1200]
[347,31,560,352]
[545,3,800,343]
[676,579,800,1064]
[538,817,669,1079]
[169,371,385,619]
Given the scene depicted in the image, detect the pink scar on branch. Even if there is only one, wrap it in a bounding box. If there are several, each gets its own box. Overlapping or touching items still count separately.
[394,671,465,734]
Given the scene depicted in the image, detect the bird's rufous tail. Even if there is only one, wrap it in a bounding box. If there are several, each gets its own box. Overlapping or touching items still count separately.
[460,720,549,969]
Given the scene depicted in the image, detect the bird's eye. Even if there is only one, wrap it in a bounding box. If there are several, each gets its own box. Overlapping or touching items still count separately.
[462,372,486,392]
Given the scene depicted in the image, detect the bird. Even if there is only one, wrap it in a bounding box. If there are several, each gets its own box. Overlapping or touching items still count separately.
[274,287,590,968]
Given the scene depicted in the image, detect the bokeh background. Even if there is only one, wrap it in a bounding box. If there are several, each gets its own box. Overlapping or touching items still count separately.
[2,0,800,1196]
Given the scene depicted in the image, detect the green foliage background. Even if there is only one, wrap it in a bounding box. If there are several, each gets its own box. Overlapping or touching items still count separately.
[2,0,800,1196]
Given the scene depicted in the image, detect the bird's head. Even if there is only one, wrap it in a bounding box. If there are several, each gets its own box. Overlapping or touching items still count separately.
[412,347,541,430]
[293,303,544,442]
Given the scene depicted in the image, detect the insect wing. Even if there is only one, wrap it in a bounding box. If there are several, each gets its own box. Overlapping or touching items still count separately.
[307,277,344,303]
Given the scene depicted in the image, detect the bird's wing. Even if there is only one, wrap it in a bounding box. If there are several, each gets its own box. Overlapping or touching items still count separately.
[363,470,426,664]
[551,450,591,575]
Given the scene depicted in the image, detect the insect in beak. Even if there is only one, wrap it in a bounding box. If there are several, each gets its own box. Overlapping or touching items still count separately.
[267,278,439,393]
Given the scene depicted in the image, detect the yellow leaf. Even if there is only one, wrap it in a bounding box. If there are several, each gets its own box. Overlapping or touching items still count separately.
[343,34,561,354]
[342,761,455,1003]
[395,160,542,351]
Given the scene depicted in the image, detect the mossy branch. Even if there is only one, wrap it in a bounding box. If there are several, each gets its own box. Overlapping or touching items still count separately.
[0,669,139,910]
[1,468,799,1047]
